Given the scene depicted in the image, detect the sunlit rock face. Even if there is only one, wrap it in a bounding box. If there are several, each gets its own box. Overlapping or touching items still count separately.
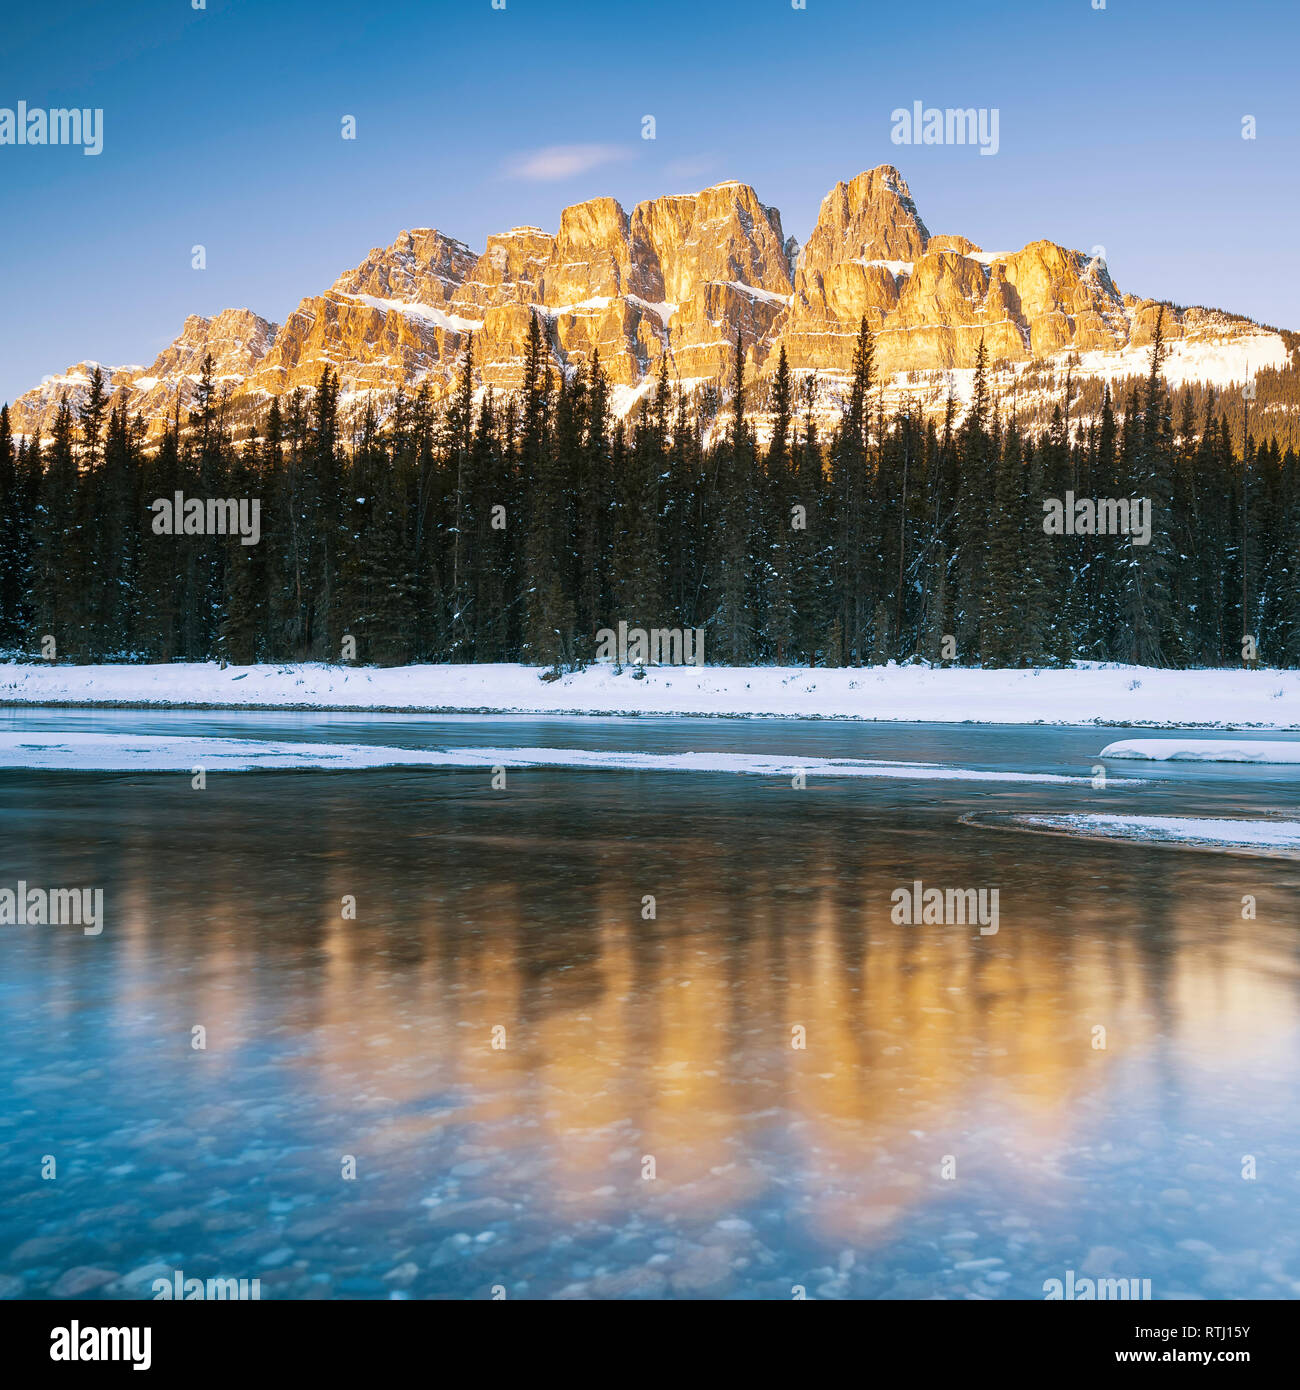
[768,168,1133,379]
[9,165,1285,441]
[10,308,278,439]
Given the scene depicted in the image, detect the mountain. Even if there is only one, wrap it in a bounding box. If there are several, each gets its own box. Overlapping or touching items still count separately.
[9,165,1293,440]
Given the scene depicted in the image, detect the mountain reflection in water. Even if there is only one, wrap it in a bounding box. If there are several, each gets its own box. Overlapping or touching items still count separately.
[2,714,1299,1299]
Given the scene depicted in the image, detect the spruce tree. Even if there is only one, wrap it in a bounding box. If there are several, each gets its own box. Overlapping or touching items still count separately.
[1122,308,1176,665]
[764,345,796,662]
[0,404,25,647]
[829,316,875,663]
[519,314,572,667]
[711,329,754,663]
[952,337,992,662]
[981,421,1027,665]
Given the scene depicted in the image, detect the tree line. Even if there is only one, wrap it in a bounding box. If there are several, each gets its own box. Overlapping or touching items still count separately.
[1,309,1297,669]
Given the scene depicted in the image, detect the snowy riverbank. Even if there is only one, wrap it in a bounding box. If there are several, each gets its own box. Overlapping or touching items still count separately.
[1100,738,1300,762]
[4,660,1300,728]
[1010,813,1300,855]
[0,733,1122,782]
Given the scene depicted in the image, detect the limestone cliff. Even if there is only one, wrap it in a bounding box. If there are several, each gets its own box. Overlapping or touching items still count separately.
[9,166,1288,441]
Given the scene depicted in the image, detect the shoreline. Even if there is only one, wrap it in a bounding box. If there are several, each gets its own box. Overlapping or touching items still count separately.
[0,700,1298,731]
[3,661,1300,729]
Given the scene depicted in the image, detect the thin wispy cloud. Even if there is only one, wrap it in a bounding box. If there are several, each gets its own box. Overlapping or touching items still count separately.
[503,143,631,181]
[664,154,718,182]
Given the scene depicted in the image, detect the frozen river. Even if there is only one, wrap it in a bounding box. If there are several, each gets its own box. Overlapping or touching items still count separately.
[2,710,1299,1299]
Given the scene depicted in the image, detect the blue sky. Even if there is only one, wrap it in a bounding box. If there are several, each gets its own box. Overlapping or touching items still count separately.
[1,0,1297,406]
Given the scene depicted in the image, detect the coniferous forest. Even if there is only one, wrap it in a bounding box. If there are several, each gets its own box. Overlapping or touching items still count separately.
[1,311,1297,671]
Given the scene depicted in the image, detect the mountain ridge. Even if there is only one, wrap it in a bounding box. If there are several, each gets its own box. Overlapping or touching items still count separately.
[9,165,1292,440]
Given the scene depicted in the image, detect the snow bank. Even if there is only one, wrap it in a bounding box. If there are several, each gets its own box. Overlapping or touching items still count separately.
[1015,812,1300,853]
[0,733,1113,783]
[1068,331,1290,392]
[3,661,1300,727]
[1100,738,1300,763]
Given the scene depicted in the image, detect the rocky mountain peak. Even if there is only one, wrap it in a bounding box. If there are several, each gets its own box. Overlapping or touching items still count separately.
[794,165,931,299]
[8,166,1288,444]
[331,228,476,307]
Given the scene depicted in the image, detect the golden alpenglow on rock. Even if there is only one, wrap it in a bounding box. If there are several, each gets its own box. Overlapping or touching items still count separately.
[9,165,1287,442]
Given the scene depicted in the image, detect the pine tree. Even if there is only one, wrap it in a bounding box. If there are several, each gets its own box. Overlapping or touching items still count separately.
[952,337,992,662]
[0,404,27,647]
[337,399,414,665]
[309,366,346,660]
[1122,308,1176,665]
[921,561,951,664]
[219,429,265,665]
[661,374,700,637]
[981,421,1027,665]
[710,329,754,663]
[764,345,796,662]
[94,398,143,655]
[445,338,475,656]
[29,401,79,657]
[610,362,664,643]
[790,374,827,664]
[1021,436,1056,663]
[829,316,875,663]
[519,314,573,667]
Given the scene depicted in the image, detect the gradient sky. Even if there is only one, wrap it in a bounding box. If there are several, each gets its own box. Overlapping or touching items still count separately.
[2,0,1297,407]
